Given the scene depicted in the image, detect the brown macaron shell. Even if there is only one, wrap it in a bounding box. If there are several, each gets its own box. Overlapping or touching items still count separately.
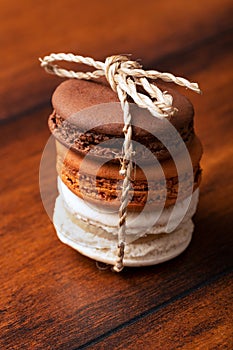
[49,79,195,162]
[56,136,202,211]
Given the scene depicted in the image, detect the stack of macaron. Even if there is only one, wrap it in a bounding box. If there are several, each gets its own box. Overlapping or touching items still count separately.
[48,78,202,267]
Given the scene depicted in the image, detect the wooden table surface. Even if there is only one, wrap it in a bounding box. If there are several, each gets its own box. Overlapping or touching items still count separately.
[1,1,232,349]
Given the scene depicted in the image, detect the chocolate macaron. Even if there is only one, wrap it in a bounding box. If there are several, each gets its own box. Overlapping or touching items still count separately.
[48,79,195,162]
[48,78,202,267]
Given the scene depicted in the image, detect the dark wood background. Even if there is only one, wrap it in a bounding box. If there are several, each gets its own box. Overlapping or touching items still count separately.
[0,1,232,349]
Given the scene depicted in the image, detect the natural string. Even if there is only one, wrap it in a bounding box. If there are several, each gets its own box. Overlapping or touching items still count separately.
[40,53,201,272]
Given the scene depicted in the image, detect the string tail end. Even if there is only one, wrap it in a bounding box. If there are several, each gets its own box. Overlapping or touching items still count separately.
[112,242,125,273]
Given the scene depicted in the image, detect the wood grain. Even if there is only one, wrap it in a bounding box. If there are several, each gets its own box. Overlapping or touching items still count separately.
[1,0,232,120]
[1,1,233,349]
[88,273,233,350]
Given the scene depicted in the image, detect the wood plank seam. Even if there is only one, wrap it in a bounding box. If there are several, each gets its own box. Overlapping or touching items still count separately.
[152,27,233,70]
[75,267,233,349]
[1,27,232,124]
[0,100,51,127]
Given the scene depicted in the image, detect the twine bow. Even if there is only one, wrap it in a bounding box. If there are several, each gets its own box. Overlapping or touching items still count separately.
[40,53,201,272]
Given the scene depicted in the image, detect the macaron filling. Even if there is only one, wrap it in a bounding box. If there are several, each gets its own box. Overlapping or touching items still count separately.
[53,192,194,266]
[48,111,194,162]
[58,176,199,240]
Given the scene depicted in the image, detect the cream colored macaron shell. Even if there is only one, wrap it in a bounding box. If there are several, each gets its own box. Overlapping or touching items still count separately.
[53,178,198,266]
[58,177,199,238]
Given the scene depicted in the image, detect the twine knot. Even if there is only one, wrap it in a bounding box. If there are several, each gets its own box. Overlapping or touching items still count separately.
[104,55,141,92]
[40,52,201,272]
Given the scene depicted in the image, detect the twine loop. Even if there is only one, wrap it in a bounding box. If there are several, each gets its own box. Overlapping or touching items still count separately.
[40,53,201,272]
[104,55,130,91]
